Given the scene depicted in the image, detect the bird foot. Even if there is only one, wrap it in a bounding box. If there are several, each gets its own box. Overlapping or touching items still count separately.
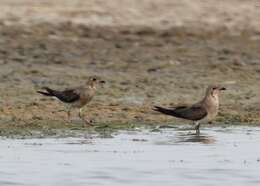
[194,123,200,135]
[66,117,72,123]
[83,119,94,127]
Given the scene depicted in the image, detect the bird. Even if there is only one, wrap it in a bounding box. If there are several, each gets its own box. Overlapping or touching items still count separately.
[37,76,105,125]
[153,85,226,134]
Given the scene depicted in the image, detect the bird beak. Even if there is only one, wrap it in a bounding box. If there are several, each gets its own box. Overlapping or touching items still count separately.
[99,80,106,88]
[219,87,226,91]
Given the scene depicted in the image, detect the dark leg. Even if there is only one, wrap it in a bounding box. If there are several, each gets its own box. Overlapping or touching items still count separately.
[78,108,82,119]
[67,109,71,122]
[194,121,200,135]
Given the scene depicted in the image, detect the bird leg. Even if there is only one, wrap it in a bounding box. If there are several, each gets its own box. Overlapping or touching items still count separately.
[194,121,200,135]
[67,109,71,123]
[78,108,93,126]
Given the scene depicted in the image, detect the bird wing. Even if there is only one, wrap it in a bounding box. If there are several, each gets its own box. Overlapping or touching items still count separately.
[53,88,80,103]
[154,105,207,121]
[172,105,207,121]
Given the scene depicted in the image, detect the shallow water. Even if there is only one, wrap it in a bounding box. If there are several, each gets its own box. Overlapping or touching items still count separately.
[0,126,260,186]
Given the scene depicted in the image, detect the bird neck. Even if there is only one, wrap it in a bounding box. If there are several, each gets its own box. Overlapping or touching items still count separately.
[86,80,96,89]
[203,93,219,108]
[88,84,96,90]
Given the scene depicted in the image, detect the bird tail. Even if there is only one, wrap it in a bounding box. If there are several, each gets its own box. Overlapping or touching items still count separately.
[153,106,175,116]
[37,87,56,97]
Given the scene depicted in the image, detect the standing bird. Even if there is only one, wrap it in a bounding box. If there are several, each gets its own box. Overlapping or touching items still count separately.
[37,76,105,125]
[153,85,226,134]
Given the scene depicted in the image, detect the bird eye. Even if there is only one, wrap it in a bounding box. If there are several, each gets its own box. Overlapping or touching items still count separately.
[92,78,97,81]
[212,87,217,90]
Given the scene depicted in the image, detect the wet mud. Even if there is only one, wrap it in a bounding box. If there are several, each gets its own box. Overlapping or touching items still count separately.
[0,1,260,136]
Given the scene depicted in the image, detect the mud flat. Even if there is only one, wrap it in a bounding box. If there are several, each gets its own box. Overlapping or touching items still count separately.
[0,1,260,136]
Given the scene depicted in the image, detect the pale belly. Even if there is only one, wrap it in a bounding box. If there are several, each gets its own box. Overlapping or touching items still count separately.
[205,106,219,121]
[68,97,92,109]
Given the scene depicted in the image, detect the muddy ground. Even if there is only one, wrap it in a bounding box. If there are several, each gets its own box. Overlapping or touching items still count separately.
[0,1,260,136]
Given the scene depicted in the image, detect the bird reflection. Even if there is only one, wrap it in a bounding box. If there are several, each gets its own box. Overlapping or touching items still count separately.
[175,132,216,144]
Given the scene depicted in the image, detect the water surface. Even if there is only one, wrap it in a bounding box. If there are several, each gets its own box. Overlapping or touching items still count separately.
[0,126,260,186]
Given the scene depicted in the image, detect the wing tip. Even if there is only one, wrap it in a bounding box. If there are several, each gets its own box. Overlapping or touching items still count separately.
[153,106,162,111]
[37,90,51,96]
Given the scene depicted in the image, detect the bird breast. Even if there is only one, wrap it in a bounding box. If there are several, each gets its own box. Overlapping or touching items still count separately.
[71,88,95,108]
[204,95,219,121]
[81,89,95,104]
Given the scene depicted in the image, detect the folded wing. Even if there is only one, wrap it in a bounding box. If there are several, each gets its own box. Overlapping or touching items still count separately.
[37,87,80,103]
[153,105,207,121]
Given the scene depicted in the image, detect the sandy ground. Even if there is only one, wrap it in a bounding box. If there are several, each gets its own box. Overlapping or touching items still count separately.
[0,0,260,133]
[0,0,260,32]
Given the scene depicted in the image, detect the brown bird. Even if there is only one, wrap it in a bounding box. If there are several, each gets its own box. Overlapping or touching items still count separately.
[154,85,226,134]
[37,76,105,125]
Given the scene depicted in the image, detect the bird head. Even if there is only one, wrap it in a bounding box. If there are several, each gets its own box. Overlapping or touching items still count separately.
[87,76,106,88]
[206,85,226,98]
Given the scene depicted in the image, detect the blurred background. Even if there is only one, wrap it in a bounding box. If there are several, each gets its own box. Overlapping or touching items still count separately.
[0,0,260,125]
